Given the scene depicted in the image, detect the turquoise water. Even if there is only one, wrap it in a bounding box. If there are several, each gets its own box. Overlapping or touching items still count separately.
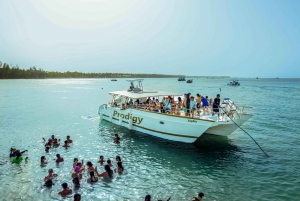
[0,78,299,201]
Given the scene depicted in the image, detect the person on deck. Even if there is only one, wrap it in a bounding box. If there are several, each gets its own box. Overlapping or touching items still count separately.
[196,94,201,116]
[185,94,191,116]
[201,96,209,115]
[190,96,197,118]
[212,94,221,117]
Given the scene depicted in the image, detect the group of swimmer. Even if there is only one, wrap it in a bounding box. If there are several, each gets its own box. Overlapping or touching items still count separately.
[41,134,124,200]
[143,192,204,201]
[118,93,222,119]
[10,133,204,200]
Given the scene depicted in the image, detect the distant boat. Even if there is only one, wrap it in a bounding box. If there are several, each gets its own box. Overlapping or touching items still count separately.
[178,77,186,81]
[256,77,258,79]
[111,79,117,81]
[227,80,240,86]
[186,79,193,83]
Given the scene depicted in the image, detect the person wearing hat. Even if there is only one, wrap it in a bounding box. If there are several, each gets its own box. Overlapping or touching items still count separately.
[58,182,72,196]
[212,94,221,117]
[192,192,204,201]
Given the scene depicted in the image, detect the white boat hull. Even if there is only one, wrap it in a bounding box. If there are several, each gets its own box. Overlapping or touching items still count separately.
[204,114,253,136]
[99,106,215,143]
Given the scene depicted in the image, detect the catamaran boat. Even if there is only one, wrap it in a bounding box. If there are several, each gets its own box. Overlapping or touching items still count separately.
[98,79,252,143]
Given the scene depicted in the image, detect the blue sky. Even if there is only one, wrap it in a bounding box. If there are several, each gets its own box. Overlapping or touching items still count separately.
[0,0,299,78]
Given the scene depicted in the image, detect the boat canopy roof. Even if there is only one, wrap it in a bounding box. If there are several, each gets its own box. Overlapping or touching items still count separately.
[126,79,144,82]
[109,90,182,99]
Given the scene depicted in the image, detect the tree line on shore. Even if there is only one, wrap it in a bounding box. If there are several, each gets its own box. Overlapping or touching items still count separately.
[0,61,184,79]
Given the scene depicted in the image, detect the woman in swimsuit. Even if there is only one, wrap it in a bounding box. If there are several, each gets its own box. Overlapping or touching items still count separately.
[116,156,121,163]
[115,162,124,174]
[86,161,95,172]
[170,98,176,115]
[72,166,83,179]
[87,171,98,183]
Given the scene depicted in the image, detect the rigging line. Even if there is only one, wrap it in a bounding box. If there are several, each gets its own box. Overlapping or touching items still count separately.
[220,108,269,157]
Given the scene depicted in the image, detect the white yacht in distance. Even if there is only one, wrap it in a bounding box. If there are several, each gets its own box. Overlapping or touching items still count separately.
[98,79,252,143]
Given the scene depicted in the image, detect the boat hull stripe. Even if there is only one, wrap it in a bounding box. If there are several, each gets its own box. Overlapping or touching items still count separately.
[103,114,199,139]
[132,124,198,139]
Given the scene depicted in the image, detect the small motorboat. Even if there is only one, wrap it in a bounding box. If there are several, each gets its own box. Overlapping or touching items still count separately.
[227,80,240,86]
[178,77,186,81]
[111,79,117,81]
[186,79,193,83]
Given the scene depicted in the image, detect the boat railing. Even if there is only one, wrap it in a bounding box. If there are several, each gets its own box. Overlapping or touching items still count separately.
[103,98,249,122]
[98,104,107,113]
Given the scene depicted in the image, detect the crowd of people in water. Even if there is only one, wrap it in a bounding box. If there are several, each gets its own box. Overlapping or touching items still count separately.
[10,133,204,200]
[116,93,222,118]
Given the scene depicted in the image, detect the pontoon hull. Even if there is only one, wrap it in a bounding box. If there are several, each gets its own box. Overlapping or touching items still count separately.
[204,114,253,136]
[99,106,215,143]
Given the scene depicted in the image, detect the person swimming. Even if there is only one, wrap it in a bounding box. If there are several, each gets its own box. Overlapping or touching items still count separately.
[76,162,85,172]
[145,194,151,201]
[98,155,105,165]
[107,159,112,167]
[45,168,58,180]
[58,182,72,196]
[44,179,54,187]
[114,134,120,143]
[12,151,23,164]
[87,171,98,183]
[95,164,113,179]
[116,156,121,163]
[86,161,95,172]
[114,161,124,173]
[66,135,73,143]
[9,148,27,157]
[62,140,70,148]
[74,193,81,201]
[56,154,64,163]
[71,166,83,179]
[41,156,47,166]
[72,177,80,188]
[192,192,204,201]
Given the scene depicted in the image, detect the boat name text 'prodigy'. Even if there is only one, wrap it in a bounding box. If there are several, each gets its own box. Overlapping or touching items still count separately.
[113,111,143,124]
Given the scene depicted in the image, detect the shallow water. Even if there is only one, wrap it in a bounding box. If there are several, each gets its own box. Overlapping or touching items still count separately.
[0,78,299,201]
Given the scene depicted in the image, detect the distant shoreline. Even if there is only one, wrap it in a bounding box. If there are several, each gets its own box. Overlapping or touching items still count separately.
[0,62,230,79]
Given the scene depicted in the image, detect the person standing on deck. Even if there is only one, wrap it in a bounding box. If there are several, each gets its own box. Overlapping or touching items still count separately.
[185,93,191,116]
[196,94,201,116]
[212,94,221,117]
[201,96,209,115]
[190,96,197,118]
